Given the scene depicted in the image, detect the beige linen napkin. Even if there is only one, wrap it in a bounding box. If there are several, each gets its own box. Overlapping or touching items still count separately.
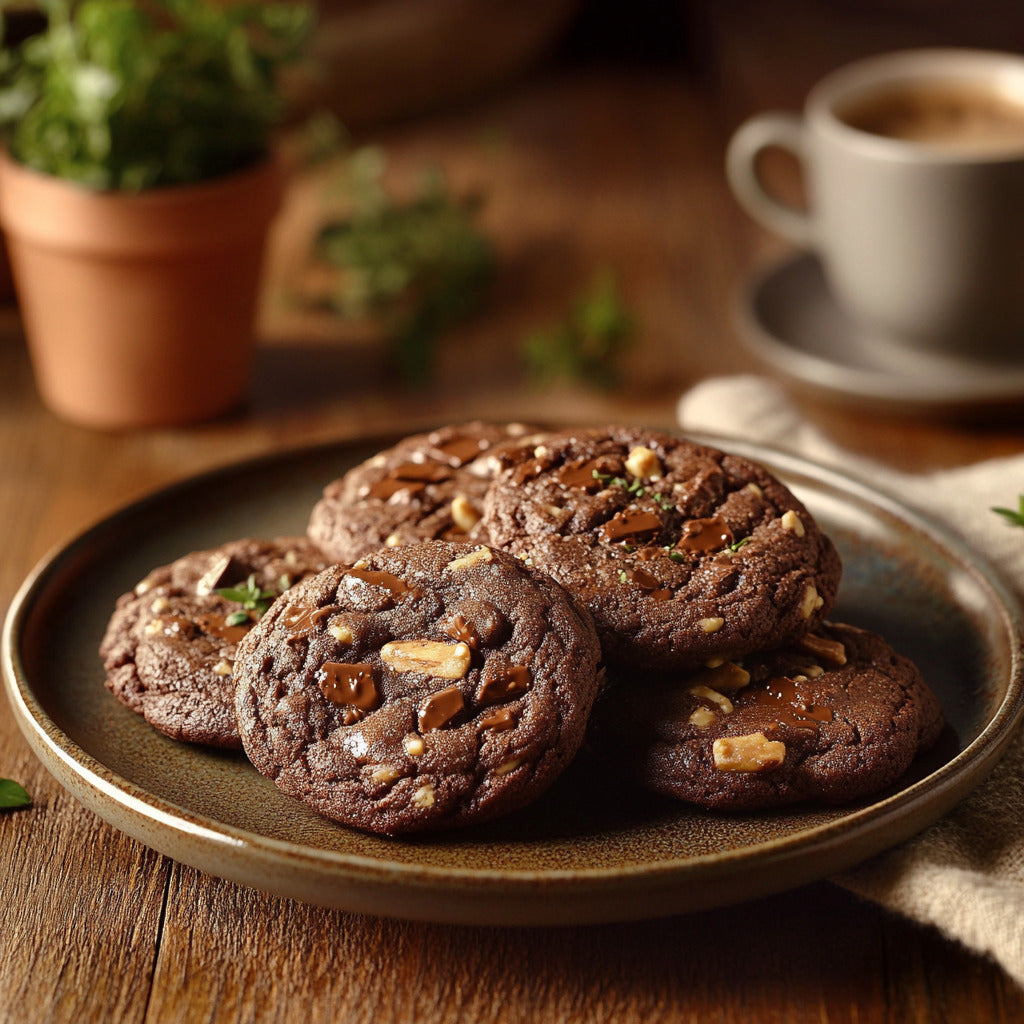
[677,374,1024,985]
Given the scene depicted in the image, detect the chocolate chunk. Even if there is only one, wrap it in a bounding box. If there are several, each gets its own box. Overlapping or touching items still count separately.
[599,509,663,544]
[476,664,531,707]
[419,685,465,731]
[675,516,734,554]
[318,662,380,712]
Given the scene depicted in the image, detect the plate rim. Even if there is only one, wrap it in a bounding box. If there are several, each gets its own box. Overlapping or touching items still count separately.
[4,432,1023,920]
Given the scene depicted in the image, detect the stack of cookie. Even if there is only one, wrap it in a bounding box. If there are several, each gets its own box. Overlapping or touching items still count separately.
[100,422,943,835]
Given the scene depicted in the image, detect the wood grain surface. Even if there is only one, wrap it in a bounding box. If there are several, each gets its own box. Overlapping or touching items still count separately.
[4,6,1024,1020]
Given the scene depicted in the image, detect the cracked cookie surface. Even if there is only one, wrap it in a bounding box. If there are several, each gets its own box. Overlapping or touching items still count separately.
[233,540,601,835]
[99,537,330,749]
[306,421,543,563]
[590,622,944,810]
[482,426,843,671]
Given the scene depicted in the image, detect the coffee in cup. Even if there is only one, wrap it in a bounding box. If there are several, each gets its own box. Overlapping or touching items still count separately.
[726,49,1024,354]
[839,82,1024,152]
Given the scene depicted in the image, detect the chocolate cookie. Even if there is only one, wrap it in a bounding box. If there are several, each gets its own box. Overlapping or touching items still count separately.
[591,622,944,810]
[482,426,842,670]
[233,540,601,835]
[307,421,544,563]
[100,537,331,749]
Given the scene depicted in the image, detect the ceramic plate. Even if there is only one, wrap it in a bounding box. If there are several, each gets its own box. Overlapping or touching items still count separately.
[734,252,1024,414]
[4,434,1022,925]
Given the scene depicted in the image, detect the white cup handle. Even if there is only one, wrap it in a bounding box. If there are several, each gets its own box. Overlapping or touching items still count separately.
[725,112,815,248]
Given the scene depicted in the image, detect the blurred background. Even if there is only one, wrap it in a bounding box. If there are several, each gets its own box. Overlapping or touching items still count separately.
[5,0,1024,432]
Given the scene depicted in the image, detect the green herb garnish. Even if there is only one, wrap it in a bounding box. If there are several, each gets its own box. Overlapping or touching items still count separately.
[592,470,634,492]
[992,495,1024,528]
[215,573,283,623]
[0,0,312,189]
[728,536,752,553]
[0,778,31,810]
[521,271,634,389]
[592,469,674,510]
[313,147,495,384]
[618,570,628,584]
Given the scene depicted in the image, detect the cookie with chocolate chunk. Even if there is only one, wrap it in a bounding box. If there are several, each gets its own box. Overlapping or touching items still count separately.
[482,426,842,671]
[100,537,330,749]
[233,540,600,835]
[590,622,944,810]
[307,421,544,563]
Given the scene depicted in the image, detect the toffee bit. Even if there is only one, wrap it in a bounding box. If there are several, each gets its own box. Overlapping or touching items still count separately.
[992,495,1024,528]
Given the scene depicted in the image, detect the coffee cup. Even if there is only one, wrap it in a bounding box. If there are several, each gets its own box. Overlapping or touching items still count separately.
[726,49,1024,354]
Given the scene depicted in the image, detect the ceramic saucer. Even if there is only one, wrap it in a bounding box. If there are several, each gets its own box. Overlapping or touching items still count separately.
[735,253,1024,414]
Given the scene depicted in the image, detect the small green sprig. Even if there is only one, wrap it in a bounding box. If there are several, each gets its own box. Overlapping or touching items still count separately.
[593,469,638,493]
[215,573,287,627]
[0,778,31,810]
[992,495,1024,528]
[521,271,634,389]
[664,536,748,562]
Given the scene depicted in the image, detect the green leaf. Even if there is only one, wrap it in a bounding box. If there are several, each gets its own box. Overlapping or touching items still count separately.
[992,495,1024,528]
[0,778,32,810]
[521,271,635,389]
[214,579,260,605]
[215,573,283,619]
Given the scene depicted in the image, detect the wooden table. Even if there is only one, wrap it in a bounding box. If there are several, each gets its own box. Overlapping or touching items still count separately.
[4,20,1024,1021]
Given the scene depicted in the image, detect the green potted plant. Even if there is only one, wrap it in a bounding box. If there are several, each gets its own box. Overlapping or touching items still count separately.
[0,0,311,428]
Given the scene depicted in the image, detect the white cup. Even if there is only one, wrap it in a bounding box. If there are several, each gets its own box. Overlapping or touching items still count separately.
[726,49,1024,353]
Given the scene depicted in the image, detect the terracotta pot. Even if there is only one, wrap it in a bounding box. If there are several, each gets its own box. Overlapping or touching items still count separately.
[0,152,284,428]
